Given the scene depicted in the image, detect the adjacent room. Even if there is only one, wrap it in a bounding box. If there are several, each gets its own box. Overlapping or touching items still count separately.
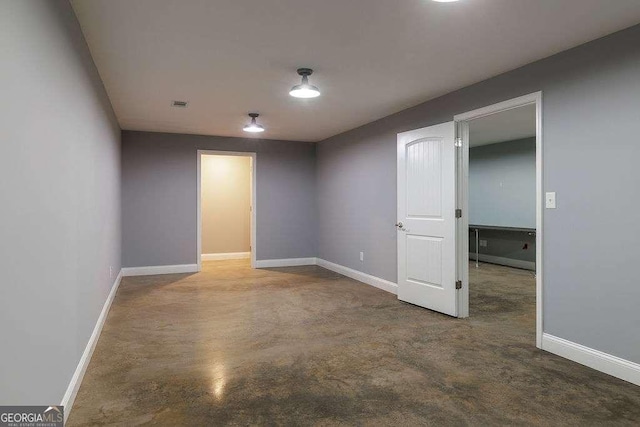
[467,104,538,340]
[198,152,255,267]
[2,0,640,425]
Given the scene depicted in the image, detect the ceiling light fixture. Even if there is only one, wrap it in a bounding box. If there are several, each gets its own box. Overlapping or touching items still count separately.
[243,113,265,133]
[432,0,459,2]
[289,68,321,99]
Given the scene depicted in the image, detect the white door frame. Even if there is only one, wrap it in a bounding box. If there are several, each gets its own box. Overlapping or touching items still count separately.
[197,150,257,271]
[454,92,543,348]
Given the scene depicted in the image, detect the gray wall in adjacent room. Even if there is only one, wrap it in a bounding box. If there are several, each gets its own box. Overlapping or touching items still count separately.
[0,0,121,404]
[121,131,317,267]
[317,24,640,363]
[469,229,536,270]
[469,138,536,229]
[468,138,536,270]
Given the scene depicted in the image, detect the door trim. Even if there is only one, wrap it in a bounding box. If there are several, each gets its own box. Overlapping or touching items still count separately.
[454,92,543,348]
[197,150,257,271]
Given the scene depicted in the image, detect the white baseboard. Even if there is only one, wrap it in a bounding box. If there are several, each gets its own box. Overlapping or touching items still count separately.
[202,252,250,261]
[121,264,199,277]
[61,269,123,422]
[255,258,317,268]
[255,257,398,295]
[316,258,398,295]
[542,333,640,386]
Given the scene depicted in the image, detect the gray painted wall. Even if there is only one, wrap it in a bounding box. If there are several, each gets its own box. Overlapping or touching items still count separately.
[317,24,640,363]
[121,131,316,267]
[468,139,536,270]
[0,0,121,404]
[469,229,536,268]
[469,138,536,228]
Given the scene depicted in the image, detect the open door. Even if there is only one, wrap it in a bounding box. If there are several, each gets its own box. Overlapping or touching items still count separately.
[397,122,458,317]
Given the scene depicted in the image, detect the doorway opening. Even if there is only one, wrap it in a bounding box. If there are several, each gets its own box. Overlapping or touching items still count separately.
[395,93,542,346]
[455,93,543,347]
[197,151,257,270]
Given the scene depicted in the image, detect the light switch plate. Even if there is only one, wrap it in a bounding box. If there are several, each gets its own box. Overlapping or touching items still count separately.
[545,192,556,209]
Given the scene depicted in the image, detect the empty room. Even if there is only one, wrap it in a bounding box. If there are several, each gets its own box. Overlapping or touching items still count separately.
[466,104,538,339]
[2,1,640,425]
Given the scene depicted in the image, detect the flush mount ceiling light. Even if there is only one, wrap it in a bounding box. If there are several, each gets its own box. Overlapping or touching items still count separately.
[289,68,321,99]
[243,113,265,133]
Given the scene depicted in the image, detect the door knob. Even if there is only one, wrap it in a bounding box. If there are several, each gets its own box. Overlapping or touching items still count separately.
[395,222,408,232]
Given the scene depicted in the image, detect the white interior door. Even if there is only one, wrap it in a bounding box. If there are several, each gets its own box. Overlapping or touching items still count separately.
[397,122,458,317]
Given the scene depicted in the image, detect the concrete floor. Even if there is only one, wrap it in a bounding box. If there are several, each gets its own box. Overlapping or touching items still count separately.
[68,260,640,426]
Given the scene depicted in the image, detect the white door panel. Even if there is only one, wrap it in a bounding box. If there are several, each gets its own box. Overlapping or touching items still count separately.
[397,122,458,317]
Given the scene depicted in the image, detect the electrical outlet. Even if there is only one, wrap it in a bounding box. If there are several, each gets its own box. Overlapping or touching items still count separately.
[545,192,557,209]
[479,240,488,247]
[359,252,364,262]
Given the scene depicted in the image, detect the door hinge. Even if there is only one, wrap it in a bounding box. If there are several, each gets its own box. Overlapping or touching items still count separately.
[455,209,462,218]
[456,280,462,290]
[455,137,463,147]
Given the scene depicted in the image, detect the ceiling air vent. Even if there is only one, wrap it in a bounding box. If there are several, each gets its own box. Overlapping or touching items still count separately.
[171,100,189,108]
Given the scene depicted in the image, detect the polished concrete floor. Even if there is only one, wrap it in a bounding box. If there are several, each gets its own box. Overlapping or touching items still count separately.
[68,260,640,426]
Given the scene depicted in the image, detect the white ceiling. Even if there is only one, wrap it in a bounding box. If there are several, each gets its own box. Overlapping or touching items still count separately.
[71,0,640,142]
[469,104,536,147]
